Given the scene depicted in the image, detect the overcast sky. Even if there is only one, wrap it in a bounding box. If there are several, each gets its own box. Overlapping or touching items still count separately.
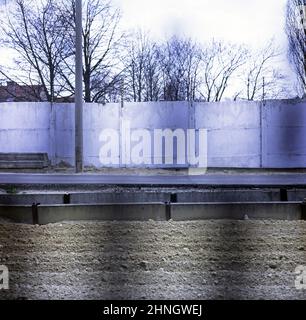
[114,0,289,48]
[114,0,295,93]
[0,0,290,58]
[0,0,295,93]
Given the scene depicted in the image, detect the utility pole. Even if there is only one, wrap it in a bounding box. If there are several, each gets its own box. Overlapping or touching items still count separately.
[75,0,83,173]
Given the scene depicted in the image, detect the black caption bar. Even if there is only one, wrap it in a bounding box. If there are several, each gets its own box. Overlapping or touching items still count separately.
[0,300,303,319]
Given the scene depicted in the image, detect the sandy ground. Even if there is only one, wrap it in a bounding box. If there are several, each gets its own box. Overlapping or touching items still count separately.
[1,219,306,300]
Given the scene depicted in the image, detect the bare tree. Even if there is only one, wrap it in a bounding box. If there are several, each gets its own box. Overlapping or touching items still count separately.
[0,0,124,103]
[142,37,163,102]
[197,41,247,102]
[0,0,69,102]
[123,36,252,102]
[236,41,288,101]
[122,31,149,102]
[286,0,306,96]
[122,30,162,102]
[159,36,201,101]
[58,0,124,103]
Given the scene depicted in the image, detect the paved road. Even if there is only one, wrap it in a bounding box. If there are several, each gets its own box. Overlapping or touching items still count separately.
[0,173,306,187]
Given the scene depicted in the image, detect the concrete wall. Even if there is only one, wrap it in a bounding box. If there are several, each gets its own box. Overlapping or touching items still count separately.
[0,99,305,168]
[0,103,51,154]
[195,101,261,167]
[120,102,191,167]
[53,103,120,167]
[262,100,306,168]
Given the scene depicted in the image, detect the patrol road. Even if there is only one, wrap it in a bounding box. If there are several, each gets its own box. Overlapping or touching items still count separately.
[0,173,306,187]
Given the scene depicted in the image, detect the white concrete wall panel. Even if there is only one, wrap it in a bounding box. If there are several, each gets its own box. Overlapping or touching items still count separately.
[1,99,305,168]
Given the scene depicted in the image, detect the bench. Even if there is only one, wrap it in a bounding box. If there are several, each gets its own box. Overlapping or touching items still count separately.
[0,153,50,169]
